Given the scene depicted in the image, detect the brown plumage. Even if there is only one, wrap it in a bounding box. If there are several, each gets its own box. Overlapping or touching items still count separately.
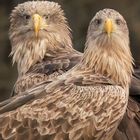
[0,9,134,140]
[130,62,140,96]
[9,1,81,96]
[113,62,140,140]
[0,2,140,139]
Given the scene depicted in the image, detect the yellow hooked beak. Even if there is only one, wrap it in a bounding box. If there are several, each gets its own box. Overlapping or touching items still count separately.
[104,19,113,38]
[32,14,42,37]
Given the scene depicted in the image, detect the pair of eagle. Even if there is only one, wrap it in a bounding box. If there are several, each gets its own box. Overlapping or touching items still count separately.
[0,1,139,140]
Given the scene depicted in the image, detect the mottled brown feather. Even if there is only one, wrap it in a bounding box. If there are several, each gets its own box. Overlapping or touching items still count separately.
[8,1,82,96]
[13,50,82,95]
[113,62,140,140]
[0,8,134,140]
[0,73,127,140]
[0,4,140,140]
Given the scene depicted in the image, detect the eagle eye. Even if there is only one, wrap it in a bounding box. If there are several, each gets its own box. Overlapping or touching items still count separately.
[23,14,30,20]
[43,15,49,20]
[116,19,123,25]
[94,19,102,26]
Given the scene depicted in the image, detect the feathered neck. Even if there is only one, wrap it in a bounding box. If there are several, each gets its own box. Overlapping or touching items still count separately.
[10,34,72,76]
[81,36,134,88]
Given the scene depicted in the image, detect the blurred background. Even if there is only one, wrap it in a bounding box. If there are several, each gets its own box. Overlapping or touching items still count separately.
[0,0,140,101]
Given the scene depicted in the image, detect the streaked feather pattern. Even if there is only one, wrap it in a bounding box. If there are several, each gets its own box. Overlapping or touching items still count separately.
[9,1,81,96]
[0,73,127,140]
[113,62,140,140]
[13,50,81,95]
[1,5,140,140]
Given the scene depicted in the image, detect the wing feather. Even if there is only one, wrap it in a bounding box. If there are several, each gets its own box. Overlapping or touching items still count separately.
[113,98,140,140]
[113,62,140,140]
[0,75,127,140]
[13,52,82,96]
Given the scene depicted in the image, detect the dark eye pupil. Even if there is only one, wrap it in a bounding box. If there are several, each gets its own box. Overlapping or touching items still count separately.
[24,14,30,20]
[44,15,49,19]
[94,19,102,25]
[116,19,122,25]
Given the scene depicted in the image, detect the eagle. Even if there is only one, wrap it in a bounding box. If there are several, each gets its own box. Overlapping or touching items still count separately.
[9,1,81,95]
[0,9,134,140]
[0,1,140,139]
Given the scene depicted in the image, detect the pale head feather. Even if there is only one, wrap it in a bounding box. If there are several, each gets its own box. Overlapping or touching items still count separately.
[9,1,72,76]
[82,9,133,88]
